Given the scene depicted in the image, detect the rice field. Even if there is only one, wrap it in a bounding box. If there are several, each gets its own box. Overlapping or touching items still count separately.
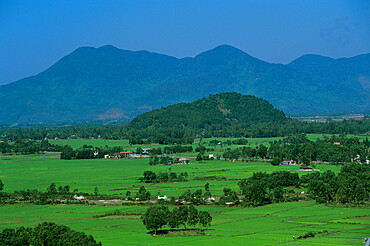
[0,202,368,245]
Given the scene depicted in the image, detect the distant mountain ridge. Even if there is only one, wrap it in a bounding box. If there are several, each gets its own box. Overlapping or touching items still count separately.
[0,45,368,124]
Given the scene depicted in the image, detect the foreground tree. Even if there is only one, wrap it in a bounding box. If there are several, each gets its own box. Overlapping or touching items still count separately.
[141,206,169,235]
[0,222,101,246]
[198,211,212,228]
[142,206,212,234]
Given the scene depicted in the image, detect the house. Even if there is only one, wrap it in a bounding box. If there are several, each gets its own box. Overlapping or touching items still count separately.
[179,157,190,164]
[209,154,214,158]
[142,148,151,154]
[281,159,296,166]
[157,195,167,200]
[299,166,313,171]
[333,142,340,145]
[73,195,84,200]
[105,151,133,159]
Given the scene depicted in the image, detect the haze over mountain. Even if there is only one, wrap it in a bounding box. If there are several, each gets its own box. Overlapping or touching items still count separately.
[0,45,368,124]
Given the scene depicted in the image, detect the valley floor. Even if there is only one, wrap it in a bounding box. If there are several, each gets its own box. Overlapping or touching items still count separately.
[0,201,369,245]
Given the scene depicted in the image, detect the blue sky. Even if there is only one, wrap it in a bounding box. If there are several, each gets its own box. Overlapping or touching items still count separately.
[0,0,369,85]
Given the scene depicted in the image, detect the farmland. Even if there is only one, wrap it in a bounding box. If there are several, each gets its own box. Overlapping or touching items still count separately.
[0,202,368,245]
[0,154,341,196]
[0,135,369,245]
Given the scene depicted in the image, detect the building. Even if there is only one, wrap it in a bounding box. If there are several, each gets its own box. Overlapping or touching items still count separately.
[105,151,133,159]
[281,159,296,166]
[179,157,190,164]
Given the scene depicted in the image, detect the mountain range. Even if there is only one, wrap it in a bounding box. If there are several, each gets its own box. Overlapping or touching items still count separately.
[0,45,368,124]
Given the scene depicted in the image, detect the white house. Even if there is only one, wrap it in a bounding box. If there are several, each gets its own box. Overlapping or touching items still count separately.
[73,195,85,200]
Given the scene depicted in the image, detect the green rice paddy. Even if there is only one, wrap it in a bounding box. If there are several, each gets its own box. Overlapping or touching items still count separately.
[0,202,368,245]
[0,135,369,245]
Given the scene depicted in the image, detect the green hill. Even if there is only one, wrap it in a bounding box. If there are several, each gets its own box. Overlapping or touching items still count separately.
[129,92,288,132]
[0,45,368,124]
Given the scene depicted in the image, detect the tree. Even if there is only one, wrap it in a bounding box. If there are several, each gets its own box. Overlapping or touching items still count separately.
[0,222,102,246]
[178,206,189,229]
[141,206,169,235]
[94,186,99,196]
[136,147,144,155]
[168,207,181,229]
[198,211,212,228]
[257,144,268,159]
[187,205,199,228]
[136,186,151,201]
[142,171,157,183]
[270,157,281,166]
[0,179,3,192]
[204,183,211,198]
[47,183,57,194]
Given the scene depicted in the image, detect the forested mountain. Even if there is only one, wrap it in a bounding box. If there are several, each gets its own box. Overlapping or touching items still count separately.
[288,53,370,109]
[129,92,288,132]
[0,45,368,124]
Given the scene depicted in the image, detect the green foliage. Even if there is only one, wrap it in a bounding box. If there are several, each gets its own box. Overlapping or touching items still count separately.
[268,134,369,163]
[0,179,3,192]
[136,186,151,201]
[1,45,367,124]
[141,206,170,234]
[141,206,212,234]
[129,93,288,140]
[306,163,370,205]
[141,170,188,183]
[0,222,101,245]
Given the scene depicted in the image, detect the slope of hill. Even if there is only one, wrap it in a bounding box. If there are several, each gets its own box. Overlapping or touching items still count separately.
[129,92,288,131]
[0,45,368,124]
[288,53,370,108]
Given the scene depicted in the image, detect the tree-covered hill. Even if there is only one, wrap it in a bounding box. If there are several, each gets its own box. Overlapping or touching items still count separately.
[288,53,370,110]
[129,92,288,132]
[0,45,368,124]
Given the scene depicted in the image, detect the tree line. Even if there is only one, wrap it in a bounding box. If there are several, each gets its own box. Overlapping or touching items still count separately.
[236,163,369,207]
[1,117,369,145]
[141,170,188,183]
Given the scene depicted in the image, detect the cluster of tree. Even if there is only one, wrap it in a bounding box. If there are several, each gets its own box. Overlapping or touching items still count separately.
[238,171,300,206]
[148,155,185,165]
[141,170,188,183]
[141,205,212,235]
[218,188,239,204]
[0,139,66,155]
[305,163,369,205]
[209,138,248,146]
[235,164,369,207]
[0,222,101,245]
[134,186,151,201]
[13,183,79,204]
[60,145,126,160]
[269,134,369,164]
[163,145,193,154]
[1,117,369,146]
[179,183,212,205]
[222,144,268,160]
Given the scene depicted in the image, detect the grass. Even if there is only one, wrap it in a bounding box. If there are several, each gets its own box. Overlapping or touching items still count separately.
[0,154,341,196]
[0,202,368,245]
[1,134,369,245]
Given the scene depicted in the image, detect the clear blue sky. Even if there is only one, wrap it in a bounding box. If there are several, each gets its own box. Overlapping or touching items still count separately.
[1,0,369,85]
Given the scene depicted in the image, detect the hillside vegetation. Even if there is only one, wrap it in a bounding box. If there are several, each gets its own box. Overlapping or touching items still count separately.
[129,92,287,131]
[0,45,368,123]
